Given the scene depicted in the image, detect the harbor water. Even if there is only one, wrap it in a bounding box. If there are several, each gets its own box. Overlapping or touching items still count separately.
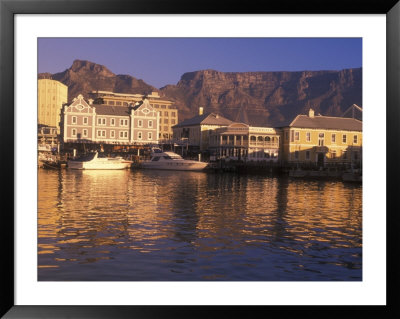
[38,169,362,281]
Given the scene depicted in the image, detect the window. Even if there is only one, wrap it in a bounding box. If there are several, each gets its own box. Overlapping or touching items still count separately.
[148,120,153,128]
[164,119,169,124]
[72,129,77,137]
[110,130,115,138]
[171,112,176,117]
[285,131,289,141]
[120,119,128,126]
[331,150,336,159]
[138,132,142,139]
[294,131,300,141]
[290,131,294,142]
[164,111,169,116]
[306,132,311,142]
[138,120,143,127]
[116,101,121,106]
[171,119,176,124]
[354,135,358,144]
[343,134,347,144]
[83,117,88,125]
[294,151,299,160]
[161,105,166,109]
[332,133,336,143]
[148,132,152,140]
[98,118,106,125]
[306,151,310,160]
[111,118,115,126]
[72,116,77,124]
[119,131,128,138]
[83,129,88,137]
[109,101,115,105]
[97,130,105,137]
[164,126,168,131]
[318,133,325,146]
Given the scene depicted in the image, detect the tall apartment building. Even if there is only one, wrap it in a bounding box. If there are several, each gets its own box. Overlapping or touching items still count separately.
[38,79,68,134]
[88,90,178,140]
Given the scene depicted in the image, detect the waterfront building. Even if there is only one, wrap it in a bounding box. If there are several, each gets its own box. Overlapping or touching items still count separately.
[38,79,68,134]
[172,108,233,151]
[208,123,281,161]
[61,94,159,147]
[281,108,362,167]
[88,90,178,140]
[37,124,58,151]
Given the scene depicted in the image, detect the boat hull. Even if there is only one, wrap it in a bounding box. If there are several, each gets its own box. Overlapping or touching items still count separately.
[68,158,132,170]
[141,161,208,171]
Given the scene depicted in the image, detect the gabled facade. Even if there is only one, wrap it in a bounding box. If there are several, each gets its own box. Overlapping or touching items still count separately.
[61,95,158,145]
[281,109,362,167]
[172,109,233,151]
[88,90,178,139]
[130,99,159,144]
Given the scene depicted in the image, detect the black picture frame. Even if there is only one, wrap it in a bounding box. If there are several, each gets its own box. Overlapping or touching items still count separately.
[1,0,399,318]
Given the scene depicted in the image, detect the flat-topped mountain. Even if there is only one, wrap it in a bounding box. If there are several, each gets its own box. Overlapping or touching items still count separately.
[160,68,362,126]
[39,60,362,126]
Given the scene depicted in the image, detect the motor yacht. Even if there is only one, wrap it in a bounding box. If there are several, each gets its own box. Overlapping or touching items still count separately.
[141,151,208,171]
[67,152,132,170]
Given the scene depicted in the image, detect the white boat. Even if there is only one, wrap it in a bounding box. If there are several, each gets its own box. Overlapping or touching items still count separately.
[67,152,132,170]
[141,151,208,171]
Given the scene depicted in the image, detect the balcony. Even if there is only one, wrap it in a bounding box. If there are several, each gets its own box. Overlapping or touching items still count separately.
[249,141,279,148]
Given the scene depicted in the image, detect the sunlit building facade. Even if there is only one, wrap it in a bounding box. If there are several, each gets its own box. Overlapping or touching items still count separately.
[88,90,178,140]
[208,123,281,161]
[281,109,362,167]
[172,108,233,151]
[38,79,68,134]
[61,94,159,145]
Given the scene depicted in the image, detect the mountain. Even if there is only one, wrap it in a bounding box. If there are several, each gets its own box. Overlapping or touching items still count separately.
[39,60,362,126]
[160,68,362,126]
[38,60,158,102]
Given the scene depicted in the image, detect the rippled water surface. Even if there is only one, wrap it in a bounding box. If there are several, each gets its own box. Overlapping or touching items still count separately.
[38,169,362,281]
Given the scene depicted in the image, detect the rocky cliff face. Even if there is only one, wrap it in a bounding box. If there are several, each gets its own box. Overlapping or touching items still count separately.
[160,68,362,126]
[39,60,362,126]
[38,60,158,102]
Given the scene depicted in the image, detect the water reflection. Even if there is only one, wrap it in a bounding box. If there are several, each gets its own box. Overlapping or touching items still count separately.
[38,169,362,281]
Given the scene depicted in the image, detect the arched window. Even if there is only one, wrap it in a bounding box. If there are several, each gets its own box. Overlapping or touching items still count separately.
[257,136,263,141]
[250,136,256,142]
[265,136,271,142]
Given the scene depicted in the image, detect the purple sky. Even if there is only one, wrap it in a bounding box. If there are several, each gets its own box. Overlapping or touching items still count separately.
[38,38,362,89]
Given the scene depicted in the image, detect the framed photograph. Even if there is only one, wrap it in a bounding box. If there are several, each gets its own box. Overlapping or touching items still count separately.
[1,0,399,317]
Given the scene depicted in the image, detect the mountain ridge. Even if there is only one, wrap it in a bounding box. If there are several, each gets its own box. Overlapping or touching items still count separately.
[39,60,362,126]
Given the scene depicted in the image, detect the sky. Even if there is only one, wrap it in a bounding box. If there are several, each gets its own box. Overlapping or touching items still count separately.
[38,38,362,89]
